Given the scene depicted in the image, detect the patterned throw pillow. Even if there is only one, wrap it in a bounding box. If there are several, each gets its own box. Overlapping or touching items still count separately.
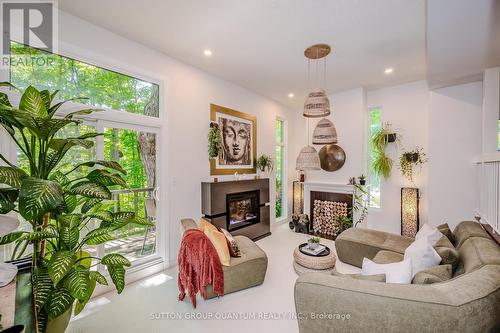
[220,228,241,257]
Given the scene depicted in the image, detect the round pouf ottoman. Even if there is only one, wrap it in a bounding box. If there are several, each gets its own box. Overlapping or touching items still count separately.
[293,246,336,275]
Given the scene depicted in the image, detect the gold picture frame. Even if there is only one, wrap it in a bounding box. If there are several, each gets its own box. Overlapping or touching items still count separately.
[210,104,257,175]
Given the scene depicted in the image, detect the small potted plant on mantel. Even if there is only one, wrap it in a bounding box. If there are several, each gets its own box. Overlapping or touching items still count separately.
[358,174,366,185]
[255,154,273,179]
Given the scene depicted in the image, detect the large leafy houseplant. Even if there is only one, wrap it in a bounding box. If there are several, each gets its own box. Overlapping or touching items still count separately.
[0,83,152,332]
[371,122,400,178]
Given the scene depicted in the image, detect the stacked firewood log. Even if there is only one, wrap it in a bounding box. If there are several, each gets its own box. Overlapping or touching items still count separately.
[312,200,348,236]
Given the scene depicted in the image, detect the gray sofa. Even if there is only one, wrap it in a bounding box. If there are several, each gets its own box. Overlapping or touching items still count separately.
[294,221,500,333]
[180,218,268,299]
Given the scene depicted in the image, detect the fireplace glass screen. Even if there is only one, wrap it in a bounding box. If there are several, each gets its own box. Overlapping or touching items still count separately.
[226,190,260,231]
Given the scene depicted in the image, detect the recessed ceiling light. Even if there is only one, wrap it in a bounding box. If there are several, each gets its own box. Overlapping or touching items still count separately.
[204,49,212,56]
[288,93,294,98]
[384,68,394,74]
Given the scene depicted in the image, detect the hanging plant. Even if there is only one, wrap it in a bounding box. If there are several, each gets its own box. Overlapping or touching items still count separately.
[208,122,222,159]
[399,147,428,182]
[255,154,274,173]
[371,122,400,178]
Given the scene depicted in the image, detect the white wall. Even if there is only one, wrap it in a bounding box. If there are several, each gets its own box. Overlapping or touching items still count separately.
[40,12,295,266]
[427,82,483,229]
[293,80,484,234]
[366,81,430,233]
[482,67,500,154]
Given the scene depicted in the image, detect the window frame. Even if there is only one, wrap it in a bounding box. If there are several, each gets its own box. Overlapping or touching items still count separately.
[367,106,382,210]
[275,117,288,221]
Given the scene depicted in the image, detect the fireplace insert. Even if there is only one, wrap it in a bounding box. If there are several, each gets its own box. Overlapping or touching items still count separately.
[226,190,260,231]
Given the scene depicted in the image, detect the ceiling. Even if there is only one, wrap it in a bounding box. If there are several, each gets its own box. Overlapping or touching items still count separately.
[58,0,426,109]
[426,0,500,89]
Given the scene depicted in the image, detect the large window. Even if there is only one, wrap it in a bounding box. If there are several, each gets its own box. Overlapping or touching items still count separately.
[275,119,286,219]
[4,43,161,267]
[10,42,159,117]
[368,107,382,208]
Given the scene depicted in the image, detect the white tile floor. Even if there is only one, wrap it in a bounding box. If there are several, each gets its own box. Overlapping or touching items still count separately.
[67,223,359,333]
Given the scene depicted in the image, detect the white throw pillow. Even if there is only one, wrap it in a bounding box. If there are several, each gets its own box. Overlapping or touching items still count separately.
[404,237,442,277]
[361,258,412,284]
[415,223,442,245]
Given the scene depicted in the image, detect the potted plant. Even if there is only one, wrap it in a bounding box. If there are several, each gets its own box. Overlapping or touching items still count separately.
[307,236,320,250]
[208,122,222,160]
[371,123,400,178]
[337,215,352,230]
[358,174,366,185]
[255,154,273,178]
[399,147,428,182]
[0,83,152,333]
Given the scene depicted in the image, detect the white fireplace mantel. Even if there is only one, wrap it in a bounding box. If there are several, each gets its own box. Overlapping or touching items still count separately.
[303,182,357,220]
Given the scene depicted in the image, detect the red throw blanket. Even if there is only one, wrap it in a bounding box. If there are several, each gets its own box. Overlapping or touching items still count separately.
[178,229,224,307]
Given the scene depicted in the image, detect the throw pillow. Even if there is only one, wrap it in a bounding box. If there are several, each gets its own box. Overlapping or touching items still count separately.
[433,236,459,268]
[220,228,241,257]
[332,271,386,282]
[202,221,219,237]
[205,228,231,266]
[198,218,212,233]
[437,223,455,244]
[415,223,443,245]
[404,237,442,277]
[361,258,412,284]
[412,264,452,284]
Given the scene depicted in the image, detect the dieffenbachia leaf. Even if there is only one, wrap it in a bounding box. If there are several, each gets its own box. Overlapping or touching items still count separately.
[101,253,131,267]
[19,85,47,117]
[86,169,127,188]
[0,166,27,188]
[46,288,74,320]
[48,250,76,286]
[68,181,111,199]
[18,177,64,220]
[107,264,125,294]
[65,268,90,301]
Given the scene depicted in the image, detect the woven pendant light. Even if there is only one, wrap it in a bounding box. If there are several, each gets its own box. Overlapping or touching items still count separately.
[303,88,331,118]
[296,145,321,170]
[312,118,337,144]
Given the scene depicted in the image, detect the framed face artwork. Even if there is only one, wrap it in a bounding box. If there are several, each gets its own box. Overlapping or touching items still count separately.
[210,104,257,175]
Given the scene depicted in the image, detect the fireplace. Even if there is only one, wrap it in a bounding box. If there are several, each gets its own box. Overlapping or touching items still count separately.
[300,182,356,240]
[226,190,260,231]
[201,179,270,240]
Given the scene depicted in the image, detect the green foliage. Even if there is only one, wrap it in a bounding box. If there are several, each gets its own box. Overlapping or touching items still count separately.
[398,147,428,183]
[256,154,274,173]
[371,122,399,179]
[208,123,222,159]
[308,236,320,243]
[0,84,138,329]
[372,153,393,179]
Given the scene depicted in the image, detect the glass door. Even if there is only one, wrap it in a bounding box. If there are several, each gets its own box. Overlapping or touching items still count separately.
[100,125,158,264]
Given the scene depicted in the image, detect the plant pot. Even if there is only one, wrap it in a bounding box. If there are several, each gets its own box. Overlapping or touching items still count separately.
[45,307,72,333]
[386,133,397,143]
[1,325,25,333]
[359,179,366,185]
[307,241,319,250]
[404,153,419,163]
